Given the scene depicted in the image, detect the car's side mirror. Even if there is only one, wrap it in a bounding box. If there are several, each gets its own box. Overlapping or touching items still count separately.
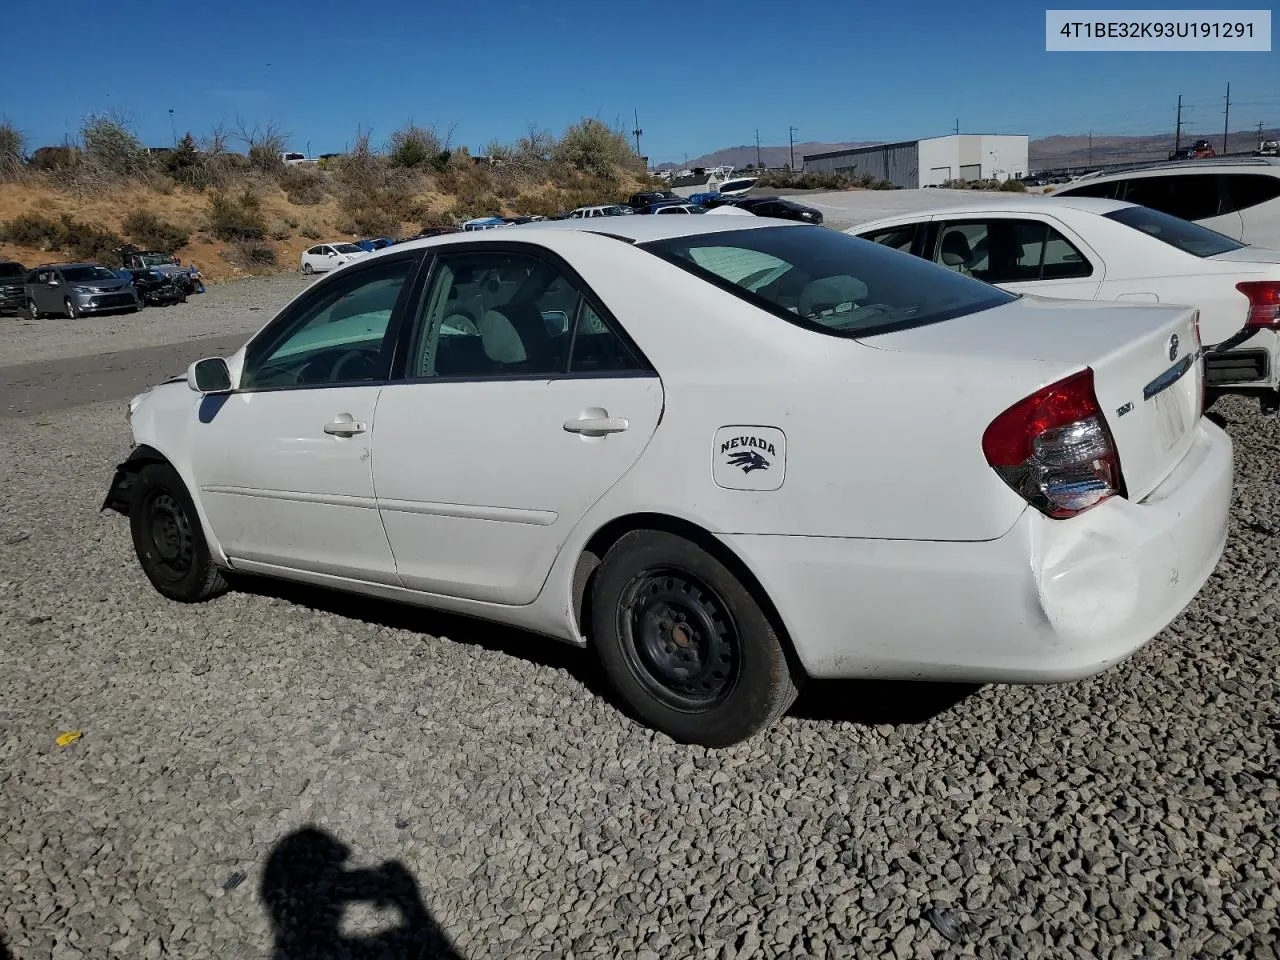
[187,357,233,394]
[47,278,59,287]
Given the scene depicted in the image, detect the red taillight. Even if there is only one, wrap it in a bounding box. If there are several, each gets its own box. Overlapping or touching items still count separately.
[1237,281,1280,328]
[982,368,1124,519]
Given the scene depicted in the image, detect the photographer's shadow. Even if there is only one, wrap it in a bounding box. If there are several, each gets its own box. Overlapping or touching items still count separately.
[261,826,464,960]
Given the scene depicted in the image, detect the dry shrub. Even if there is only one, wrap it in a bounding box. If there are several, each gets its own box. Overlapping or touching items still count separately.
[208,189,267,241]
[1,213,125,264]
[280,166,327,205]
[332,131,417,235]
[224,240,278,272]
[0,119,26,182]
[122,211,190,252]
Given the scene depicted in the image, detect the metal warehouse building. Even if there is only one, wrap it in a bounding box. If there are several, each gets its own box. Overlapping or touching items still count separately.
[803,135,1030,188]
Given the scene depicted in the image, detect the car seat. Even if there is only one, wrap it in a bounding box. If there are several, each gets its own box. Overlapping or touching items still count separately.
[938,231,975,275]
[797,275,869,318]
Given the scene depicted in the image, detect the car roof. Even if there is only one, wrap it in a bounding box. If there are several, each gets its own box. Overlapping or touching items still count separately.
[367,212,787,256]
[852,195,1134,228]
[1066,156,1280,182]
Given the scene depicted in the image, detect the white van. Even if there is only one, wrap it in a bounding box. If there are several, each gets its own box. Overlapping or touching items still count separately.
[1052,157,1280,248]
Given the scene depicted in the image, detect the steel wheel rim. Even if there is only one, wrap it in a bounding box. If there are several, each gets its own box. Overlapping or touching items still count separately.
[144,490,195,582]
[617,565,741,711]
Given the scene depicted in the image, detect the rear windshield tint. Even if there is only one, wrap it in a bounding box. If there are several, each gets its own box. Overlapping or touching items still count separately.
[640,225,1015,337]
[1104,205,1243,257]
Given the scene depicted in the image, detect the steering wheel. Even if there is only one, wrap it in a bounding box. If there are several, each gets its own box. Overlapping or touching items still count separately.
[329,348,379,383]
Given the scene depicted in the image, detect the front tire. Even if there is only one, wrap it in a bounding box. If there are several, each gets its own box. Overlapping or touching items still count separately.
[128,462,228,602]
[590,530,802,747]
[64,298,78,319]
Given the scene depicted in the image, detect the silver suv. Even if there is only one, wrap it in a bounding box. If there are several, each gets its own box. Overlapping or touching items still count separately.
[25,262,141,319]
[1052,157,1280,249]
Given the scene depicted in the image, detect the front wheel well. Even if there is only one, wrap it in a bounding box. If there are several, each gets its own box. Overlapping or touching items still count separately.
[570,513,802,674]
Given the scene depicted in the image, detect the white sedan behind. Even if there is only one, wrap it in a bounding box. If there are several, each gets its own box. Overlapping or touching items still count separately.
[300,242,368,274]
[105,217,1232,747]
[848,196,1280,411]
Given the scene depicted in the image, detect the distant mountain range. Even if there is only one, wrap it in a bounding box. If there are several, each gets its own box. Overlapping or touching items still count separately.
[667,128,1279,172]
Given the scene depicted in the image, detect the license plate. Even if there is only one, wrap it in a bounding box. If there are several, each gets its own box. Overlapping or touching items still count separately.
[1152,388,1186,453]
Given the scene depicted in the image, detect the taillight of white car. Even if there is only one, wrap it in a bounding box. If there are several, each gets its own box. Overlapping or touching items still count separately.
[982,368,1124,519]
[1237,280,1280,328]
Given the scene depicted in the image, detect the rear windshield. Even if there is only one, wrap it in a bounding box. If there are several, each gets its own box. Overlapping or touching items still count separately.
[332,243,363,254]
[1104,205,1243,257]
[641,225,1015,337]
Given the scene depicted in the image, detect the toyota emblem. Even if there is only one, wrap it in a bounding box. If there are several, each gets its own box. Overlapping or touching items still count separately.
[1167,333,1179,362]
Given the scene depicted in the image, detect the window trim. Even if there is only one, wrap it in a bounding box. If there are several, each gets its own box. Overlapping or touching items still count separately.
[235,250,429,394]
[387,240,658,386]
[925,215,1097,283]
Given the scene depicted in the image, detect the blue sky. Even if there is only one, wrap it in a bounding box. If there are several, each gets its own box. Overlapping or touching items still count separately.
[7,0,1277,164]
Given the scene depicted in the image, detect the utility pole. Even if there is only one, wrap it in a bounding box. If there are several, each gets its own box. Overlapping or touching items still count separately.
[1223,83,1231,154]
[1174,94,1183,153]
[168,108,176,146]
[1259,121,1266,147]
[632,108,643,159]
[1088,130,1093,166]
[755,129,761,169]
[788,126,798,171]
[954,118,959,136]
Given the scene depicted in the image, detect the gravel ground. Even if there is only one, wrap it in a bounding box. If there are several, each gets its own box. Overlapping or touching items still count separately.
[0,383,1278,954]
[0,274,314,369]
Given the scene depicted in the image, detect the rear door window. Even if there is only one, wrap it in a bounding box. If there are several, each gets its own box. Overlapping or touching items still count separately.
[1222,174,1280,214]
[1120,174,1223,221]
[930,218,1094,283]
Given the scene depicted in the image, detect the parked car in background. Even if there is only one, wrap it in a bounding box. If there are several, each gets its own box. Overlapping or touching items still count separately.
[652,203,706,215]
[636,198,695,214]
[355,237,396,252]
[734,196,824,224]
[107,216,1230,747]
[627,190,680,209]
[569,205,628,218]
[0,260,27,315]
[1051,157,1280,248]
[118,246,201,296]
[414,226,462,238]
[25,262,140,318]
[301,243,368,274]
[462,217,507,231]
[849,195,1280,410]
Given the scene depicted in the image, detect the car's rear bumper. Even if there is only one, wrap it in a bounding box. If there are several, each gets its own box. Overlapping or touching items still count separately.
[721,420,1232,682]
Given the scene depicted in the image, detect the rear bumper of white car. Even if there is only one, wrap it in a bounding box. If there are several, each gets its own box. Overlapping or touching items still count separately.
[722,420,1232,683]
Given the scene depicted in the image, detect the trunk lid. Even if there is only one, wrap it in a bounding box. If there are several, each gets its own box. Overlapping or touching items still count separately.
[859,293,1203,502]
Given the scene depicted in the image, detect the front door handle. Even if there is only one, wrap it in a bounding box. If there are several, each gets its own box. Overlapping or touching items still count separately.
[324,414,367,437]
[563,416,629,436]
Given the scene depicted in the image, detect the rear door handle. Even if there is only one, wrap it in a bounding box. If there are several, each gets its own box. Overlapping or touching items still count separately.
[324,414,367,436]
[563,416,629,436]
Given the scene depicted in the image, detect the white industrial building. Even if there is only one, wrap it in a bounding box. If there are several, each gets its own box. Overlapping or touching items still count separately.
[803,135,1030,188]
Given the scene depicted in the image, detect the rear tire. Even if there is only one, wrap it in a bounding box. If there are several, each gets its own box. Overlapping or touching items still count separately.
[128,462,228,602]
[302,263,314,275]
[590,530,802,747]
[27,298,40,320]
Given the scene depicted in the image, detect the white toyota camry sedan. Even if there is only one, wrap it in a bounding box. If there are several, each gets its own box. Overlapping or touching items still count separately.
[848,196,1280,412]
[104,216,1233,747]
